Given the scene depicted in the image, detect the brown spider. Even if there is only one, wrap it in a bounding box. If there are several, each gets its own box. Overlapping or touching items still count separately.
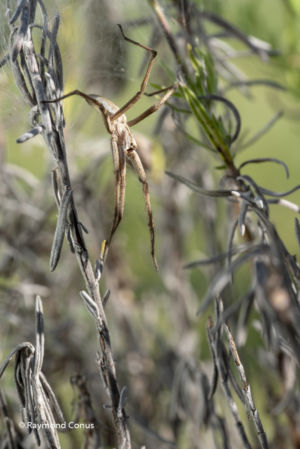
[44,25,177,270]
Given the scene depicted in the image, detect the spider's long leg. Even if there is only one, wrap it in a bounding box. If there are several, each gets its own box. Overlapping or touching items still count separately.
[126,147,158,271]
[111,25,157,121]
[127,83,177,127]
[104,136,126,261]
[42,89,101,107]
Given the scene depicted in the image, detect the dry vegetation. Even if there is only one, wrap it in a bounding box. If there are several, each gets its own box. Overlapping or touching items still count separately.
[1,1,300,448]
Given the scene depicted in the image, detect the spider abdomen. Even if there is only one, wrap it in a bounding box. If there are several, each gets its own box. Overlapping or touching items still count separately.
[115,122,137,152]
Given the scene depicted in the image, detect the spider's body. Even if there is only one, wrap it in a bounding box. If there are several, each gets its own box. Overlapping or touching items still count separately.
[44,26,177,270]
[87,95,120,118]
[86,94,136,150]
[80,94,134,152]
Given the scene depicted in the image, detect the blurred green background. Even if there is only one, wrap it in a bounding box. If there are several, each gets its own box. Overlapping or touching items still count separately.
[2,0,300,256]
[1,0,300,447]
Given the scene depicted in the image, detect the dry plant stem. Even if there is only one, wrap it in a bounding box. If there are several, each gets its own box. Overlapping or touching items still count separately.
[0,297,64,448]
[148,0,240,179]
[148,0,189,79]
[6,4,132,448]
[207,318,252,449]
[49,187,72,271]
[96,318,130,448]
[224,324,269,449]
[21,36,102,310]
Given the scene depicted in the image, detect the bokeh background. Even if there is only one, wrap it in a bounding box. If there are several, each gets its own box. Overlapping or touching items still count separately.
[1,0,300,447]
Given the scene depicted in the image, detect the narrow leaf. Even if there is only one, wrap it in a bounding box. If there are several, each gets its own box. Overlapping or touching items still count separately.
[49,188,72,271]
[239,157,289,179]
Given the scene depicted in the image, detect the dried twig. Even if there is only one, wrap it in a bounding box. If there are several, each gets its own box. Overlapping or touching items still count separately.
[207,317,252,449]
[3,2,132,448]
[224,323,269,449]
